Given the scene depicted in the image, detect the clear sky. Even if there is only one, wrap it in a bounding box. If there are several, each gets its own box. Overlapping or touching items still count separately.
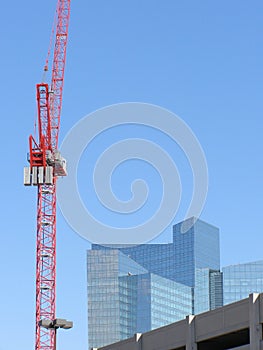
[1,1,263,349]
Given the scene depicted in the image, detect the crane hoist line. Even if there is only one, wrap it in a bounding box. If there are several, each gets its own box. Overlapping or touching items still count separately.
[24,0,72,349]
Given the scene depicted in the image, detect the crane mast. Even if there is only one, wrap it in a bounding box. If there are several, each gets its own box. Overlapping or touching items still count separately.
[24,1,71,349]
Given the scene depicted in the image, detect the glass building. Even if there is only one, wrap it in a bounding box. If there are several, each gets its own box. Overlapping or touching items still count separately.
[223,261,263,305]
[87,217,223,349]
[172,218,222,314]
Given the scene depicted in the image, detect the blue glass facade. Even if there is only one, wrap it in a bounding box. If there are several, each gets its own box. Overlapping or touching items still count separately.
[87,217,223,349]
[87,249,148,348]
[173,217,220,287]
[150,274,192,330]
[210,270,223,309]
[173,217,221,314]
[223,261,263,305]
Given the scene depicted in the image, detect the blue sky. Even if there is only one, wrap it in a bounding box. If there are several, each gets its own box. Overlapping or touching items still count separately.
[1,1,263,349]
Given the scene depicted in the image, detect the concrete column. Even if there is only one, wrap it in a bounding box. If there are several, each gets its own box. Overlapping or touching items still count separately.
[186,315,197,350]
[249,293,262,350]
[134,333,142,350]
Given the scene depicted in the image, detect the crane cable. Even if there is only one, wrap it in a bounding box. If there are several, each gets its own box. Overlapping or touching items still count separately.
[37,3,59,143]
[41,3,59,83]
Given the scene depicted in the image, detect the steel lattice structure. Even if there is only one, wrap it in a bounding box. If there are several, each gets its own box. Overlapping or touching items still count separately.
[35,183,57,349]
[24,1,71,349]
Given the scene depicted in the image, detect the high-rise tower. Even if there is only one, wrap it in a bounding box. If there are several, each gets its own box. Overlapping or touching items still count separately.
[87,217,223,349]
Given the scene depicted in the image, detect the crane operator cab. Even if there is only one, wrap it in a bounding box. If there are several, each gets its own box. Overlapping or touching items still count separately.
[24,149,67,186]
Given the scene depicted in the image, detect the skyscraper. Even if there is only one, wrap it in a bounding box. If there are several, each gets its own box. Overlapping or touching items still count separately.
[87,217,223,349]
[223,260,263,305]
[172,218,223,314]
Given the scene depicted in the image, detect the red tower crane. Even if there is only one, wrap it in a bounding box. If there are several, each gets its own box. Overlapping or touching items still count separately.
[24,1,72,349]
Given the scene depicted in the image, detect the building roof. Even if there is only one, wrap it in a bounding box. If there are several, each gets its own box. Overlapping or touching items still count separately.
[93,293,263,350]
